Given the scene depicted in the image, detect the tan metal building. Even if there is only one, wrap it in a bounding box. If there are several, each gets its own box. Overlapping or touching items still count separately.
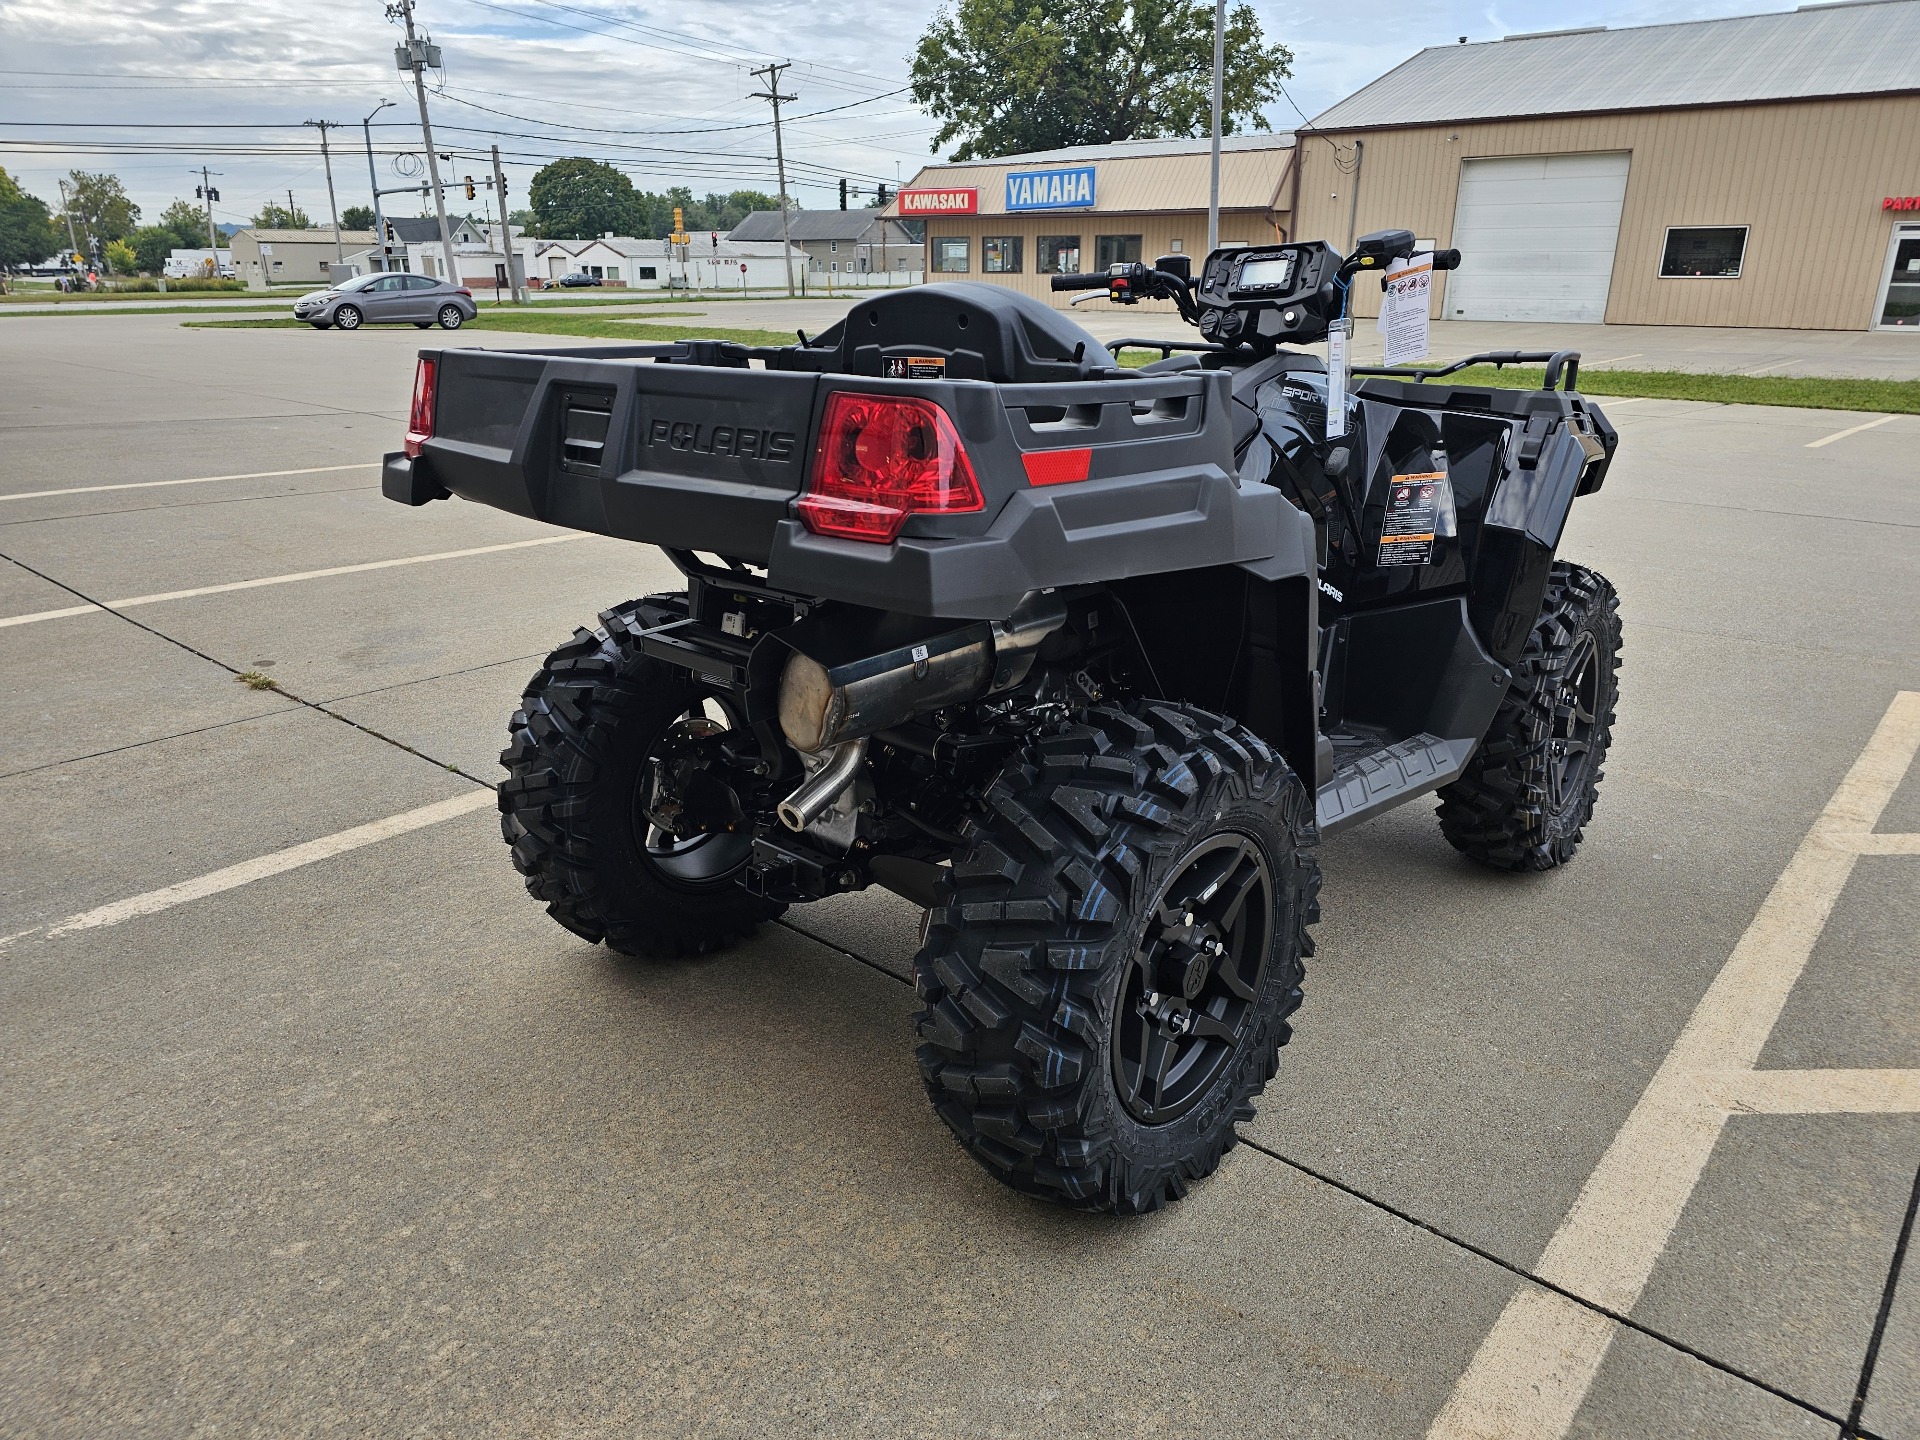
[890,134,1296,310]
[1291,0,1920,331]
[228,228,376,286]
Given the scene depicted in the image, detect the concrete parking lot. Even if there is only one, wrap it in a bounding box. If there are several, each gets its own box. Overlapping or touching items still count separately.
[3,310,1917,1438]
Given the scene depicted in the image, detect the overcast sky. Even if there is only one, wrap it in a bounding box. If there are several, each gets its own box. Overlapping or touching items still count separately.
[0,0,1803,233]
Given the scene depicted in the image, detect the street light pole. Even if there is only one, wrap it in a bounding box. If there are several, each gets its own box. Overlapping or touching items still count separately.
[1207,0,1225,254]
[361,100,395,271]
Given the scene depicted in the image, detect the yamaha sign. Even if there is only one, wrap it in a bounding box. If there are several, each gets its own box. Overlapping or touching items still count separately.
[1006,165,1097,212]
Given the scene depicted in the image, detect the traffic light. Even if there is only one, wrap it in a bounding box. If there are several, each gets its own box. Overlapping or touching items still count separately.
[876,182,889,207]
[385,220,397,243]
[464,176,476,200]
[673,206,684,233]
[839,177,847,210]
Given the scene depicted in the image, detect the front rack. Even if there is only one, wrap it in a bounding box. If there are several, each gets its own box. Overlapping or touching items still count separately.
[1352,349,1583,392]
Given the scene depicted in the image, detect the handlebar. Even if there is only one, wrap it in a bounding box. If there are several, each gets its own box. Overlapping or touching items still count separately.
[1432,248,1462,271]
[1050,272,1114,292]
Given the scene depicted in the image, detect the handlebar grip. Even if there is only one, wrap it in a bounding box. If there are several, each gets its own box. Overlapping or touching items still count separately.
[1432,249,1462,271]
[1050,273,1113,292]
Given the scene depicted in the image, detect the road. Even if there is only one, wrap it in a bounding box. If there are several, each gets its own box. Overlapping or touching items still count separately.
[3,310,1917,1439]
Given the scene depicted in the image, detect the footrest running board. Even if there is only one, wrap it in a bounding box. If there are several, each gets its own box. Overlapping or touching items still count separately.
[1316,732,1476,837]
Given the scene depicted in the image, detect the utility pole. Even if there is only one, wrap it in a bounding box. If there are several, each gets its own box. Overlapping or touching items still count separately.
[305,120,344,262]
[194,167,220,250]
[362,99,395,270]
[750,61,798,299]
[55,177,81,257]
[389,0,459,285]
[1207,0,1225,254]
[491,143,522,302]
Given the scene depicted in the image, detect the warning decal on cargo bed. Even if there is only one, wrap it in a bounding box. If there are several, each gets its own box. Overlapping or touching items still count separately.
[1379,472,1449,567]
[884,354,947,379]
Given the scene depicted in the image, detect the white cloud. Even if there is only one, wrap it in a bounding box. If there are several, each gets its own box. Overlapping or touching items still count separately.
[0,0,1805,225]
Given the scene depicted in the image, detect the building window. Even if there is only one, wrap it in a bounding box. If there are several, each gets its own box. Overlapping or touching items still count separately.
[933,237,969,273]
[607,265,620,281]
[1095,234,1142,269]
[982,236,1023,273]
[829,240,839,253]
[1659,226,1748,278]
[1038,235,1080,274]
[830,261,838,272]
[638,266,657,280]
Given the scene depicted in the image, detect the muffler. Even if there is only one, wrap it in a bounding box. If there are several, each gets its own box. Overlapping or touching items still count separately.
[776,594,1067,755]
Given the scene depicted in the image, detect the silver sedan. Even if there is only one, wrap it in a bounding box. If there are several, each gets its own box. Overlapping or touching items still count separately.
[293,272,478,331]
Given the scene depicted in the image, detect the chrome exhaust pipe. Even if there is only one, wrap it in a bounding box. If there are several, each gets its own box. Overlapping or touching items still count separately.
[777,738,868,833]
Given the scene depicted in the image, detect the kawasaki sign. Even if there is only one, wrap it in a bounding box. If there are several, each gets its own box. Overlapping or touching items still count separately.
[1006,166,1097,212]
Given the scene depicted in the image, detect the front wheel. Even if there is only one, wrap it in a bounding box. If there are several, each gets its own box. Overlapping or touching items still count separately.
[333,304,362,330]
[413,321,431,329]
[436,304,465,329]
[499,602,785,956]
[1437,562,1622,870]
[914,702,1319,1214]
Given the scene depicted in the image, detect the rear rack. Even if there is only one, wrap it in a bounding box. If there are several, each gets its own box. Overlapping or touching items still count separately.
[1352,349,1583,392]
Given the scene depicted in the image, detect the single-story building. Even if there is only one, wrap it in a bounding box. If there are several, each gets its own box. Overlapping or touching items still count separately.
[229,228,376,285]
[1290,0,1920,331]
[563,236,806,292]
[895,0,1920,331]
[727,209,922,286]
[889,134,1295,310]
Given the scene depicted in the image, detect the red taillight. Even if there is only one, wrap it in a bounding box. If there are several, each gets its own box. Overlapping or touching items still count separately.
[1022,447,1091,487]
[455,287,472,296]
[404,357,437,459]
[798,392,984,543]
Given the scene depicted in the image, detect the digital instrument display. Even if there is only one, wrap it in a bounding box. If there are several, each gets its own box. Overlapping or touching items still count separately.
[1236,255,1295,291]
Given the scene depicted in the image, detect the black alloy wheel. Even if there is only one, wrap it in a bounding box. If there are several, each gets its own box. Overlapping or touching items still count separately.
[1112,834,1273,1124]
[1546,630,1602,821]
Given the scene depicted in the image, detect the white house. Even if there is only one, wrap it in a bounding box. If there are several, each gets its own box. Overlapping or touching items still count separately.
[563,236,804,292]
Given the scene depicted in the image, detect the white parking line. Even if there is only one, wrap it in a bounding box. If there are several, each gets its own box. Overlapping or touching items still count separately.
[1742,359,1800,376]
[0,534,589,629]
[1806,414,1901,448]
[1429,691,1920,1440]
[0,463,379,503]
[0,789,496,951]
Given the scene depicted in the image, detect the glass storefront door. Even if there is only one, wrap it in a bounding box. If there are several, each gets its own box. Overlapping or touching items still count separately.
[1874,224,1920,329]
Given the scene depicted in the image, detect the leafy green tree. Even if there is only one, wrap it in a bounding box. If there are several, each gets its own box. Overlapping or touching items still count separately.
[158,198,211,248]
[104,238,138,275]
[0,167,61,272]
[528,158,644,240]
[65,169,141,246]
[251,201,310,229]
[340,204,375,232]
[508,207,539,236]
[129,225,178,274]
[911,0,1291,160]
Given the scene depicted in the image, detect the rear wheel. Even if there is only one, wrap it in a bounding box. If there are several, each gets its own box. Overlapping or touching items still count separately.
[1437,562,1622,870]
[333,304,362,331]
[499,602,784,956]
[437,304,465,329]
[914,701,1319,1214]
[413,321,431,329]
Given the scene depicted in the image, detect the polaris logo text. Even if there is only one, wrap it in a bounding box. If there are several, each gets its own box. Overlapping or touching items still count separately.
[648,419,796,462]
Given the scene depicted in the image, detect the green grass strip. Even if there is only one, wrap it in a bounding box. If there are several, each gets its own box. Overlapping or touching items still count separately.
[3,303,288,319]
[183,311,796,346]
[1394,364,1920,414]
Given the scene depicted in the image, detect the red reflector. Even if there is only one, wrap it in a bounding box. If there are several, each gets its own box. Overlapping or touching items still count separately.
[1022,447,1091,487]
[799,392,984,543]
[404,357,437,459]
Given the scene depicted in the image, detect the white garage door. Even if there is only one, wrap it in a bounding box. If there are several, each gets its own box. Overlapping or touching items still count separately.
[1443,153,1631,324]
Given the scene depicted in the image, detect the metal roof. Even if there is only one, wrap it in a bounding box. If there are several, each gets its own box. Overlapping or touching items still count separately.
[234,227,376,243]
[1311,0,1920,130]
[897,132,1296,216]
[727,209,914,243]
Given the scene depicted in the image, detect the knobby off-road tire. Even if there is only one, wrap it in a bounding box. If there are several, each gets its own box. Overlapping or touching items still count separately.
[499,602,785,957]
[913,701,1320,1214]
[1437,562,1622,871]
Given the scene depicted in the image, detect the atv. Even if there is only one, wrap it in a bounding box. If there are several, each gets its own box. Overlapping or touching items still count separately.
[383,227,1623,1214]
